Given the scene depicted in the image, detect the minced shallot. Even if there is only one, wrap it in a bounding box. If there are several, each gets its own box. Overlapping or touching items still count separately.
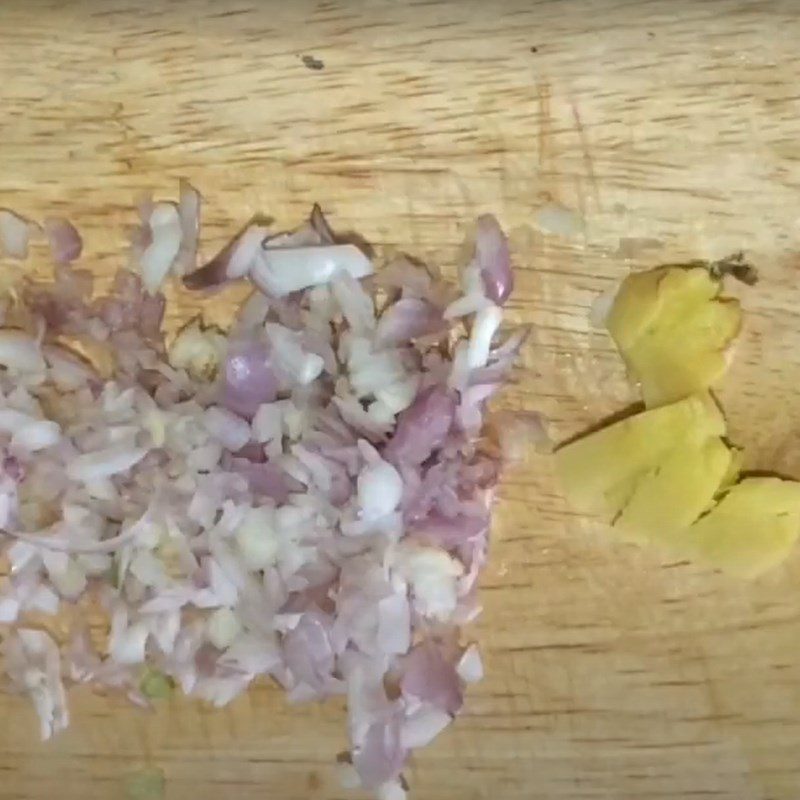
[0,183,527,798]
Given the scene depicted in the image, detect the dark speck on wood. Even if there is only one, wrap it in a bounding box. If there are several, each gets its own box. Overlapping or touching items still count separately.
[302,54,325,71]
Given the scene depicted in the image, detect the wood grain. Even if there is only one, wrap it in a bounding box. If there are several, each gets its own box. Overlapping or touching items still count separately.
[3,0,800,798]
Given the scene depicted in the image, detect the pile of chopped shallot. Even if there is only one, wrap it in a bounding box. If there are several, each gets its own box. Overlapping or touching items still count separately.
[0,185,525,798]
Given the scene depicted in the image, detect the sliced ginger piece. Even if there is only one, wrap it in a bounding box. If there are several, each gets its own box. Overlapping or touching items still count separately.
[554,393,725,519]
[606,266,742,407]
[604,267,667,350]
[670,478,800,578]
[614,436,735,541]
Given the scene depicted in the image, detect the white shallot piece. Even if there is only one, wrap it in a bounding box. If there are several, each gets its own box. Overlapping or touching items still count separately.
[138,202,183,294]
[0,186,528,799]
[0,209,34,260]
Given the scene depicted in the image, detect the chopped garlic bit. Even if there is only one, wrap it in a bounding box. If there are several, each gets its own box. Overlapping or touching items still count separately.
[168,319,226,380]
[235,506,280,570]
[206,607,242,649]
[391,543,464,621]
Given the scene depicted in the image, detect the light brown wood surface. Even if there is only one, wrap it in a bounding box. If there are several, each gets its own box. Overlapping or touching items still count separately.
[3,1,800,798]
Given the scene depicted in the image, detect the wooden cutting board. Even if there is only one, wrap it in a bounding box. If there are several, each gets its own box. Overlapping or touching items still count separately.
[3,1,800,798]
